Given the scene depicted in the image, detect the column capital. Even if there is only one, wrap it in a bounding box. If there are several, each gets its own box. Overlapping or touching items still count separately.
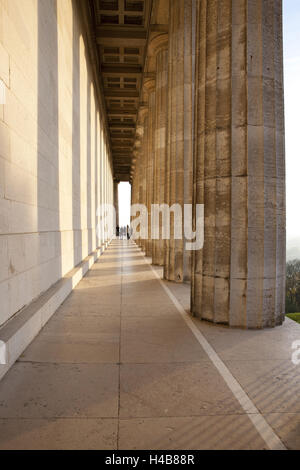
[132,152,141,171]
[143,76,156,95]
[138,105,149,121]
[133,137,142,150]
[136,104,149,136]
[148,33,168,57]
[146,33,169,75]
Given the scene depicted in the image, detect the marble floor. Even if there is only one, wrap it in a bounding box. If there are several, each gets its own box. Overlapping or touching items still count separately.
[0,240,299,450]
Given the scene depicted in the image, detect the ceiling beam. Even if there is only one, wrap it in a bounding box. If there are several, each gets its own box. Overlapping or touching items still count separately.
[113,152,132,156]
[97,28,147,40]
[109,123,136,129]
[108,109,137,116]
[110,135,134,140]
[112,144,133,149]
[104,90,139,98]
[97,27,147,48]
[98,37,146,47]
[101,65,142,74]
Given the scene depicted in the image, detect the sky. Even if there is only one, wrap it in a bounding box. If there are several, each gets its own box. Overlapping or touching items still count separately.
[118,182,131,227]
[284,0,300,243]
[119,2,300,240]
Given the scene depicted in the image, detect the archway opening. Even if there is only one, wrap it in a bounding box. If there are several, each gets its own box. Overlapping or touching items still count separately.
[118,182,131,234]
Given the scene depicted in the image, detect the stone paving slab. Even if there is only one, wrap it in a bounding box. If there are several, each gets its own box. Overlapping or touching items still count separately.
[0,418,117,450]
[118,416,266,450]
[0,240,298,449]
[0,363,119,419]
[119,362,244,419]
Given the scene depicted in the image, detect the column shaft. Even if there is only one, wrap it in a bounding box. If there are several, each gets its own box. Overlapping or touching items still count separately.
[140,113,149,252]
[191,0,286,328]
[152,39,168,266]
[144,81,156,258]
[137,141,144,248]
[164,0,195,282]
[113,181,119,231]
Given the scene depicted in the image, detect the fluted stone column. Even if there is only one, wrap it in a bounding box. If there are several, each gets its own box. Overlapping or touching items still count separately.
[136,138,143,248]
[143,78,156,258]
[142,113,149,249]
[131,166,138,233]
[164,0,196,282]
[150,35,169,266]
[191,0,286,329]
[131,152,139,238]
[113,180,119,233]
[137,106,149,252]
[131,150,138,206]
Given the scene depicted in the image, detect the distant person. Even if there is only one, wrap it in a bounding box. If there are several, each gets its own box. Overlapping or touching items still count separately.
[127,225,130,240]
[116,226,120,238]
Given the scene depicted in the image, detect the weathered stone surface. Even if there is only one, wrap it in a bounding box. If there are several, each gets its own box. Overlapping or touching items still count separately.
[151,34,168,266]
[164,0,196,283]
[0,0,287,337]
[0,0,114,327]
[191,0,286,328]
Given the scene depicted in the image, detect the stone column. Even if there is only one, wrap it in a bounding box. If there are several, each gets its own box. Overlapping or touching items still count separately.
[143,78,156,258]
[130,164,138,235]
[191,0,286,329]
[164,0,196,282]
[103,142,107,243]
[136,106,149,252]
[135,137,143,248]
[150,35,169,266]
[113,180,119,234]
[130,151,138,207]
[142,113,149,251]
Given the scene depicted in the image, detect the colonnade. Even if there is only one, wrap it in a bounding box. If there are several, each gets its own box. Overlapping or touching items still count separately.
[97,125,115,249]
[130,0,285,329]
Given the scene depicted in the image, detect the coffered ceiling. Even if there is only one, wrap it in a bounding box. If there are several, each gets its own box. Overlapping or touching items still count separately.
[88,0,153,181]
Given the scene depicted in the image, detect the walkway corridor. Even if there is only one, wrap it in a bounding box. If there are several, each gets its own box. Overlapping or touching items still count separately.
[0,241,299,450]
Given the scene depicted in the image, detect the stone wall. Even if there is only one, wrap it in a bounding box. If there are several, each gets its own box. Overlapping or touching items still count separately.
[0,0,113,327]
